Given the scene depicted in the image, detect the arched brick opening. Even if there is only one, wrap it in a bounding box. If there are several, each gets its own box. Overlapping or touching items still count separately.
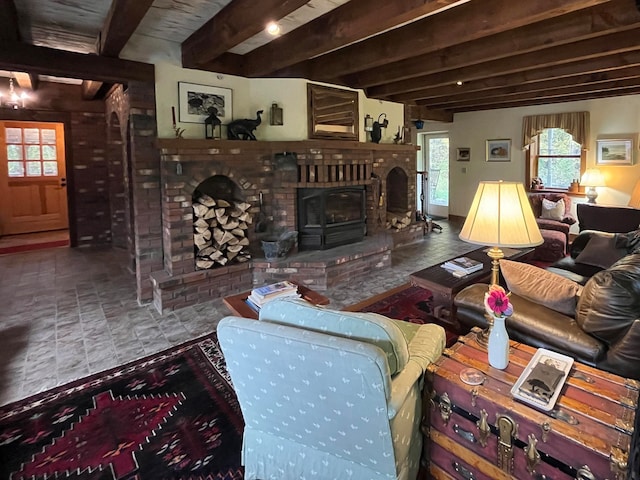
[192,175,251,270]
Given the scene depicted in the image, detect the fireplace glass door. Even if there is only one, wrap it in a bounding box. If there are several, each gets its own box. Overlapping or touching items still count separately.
[298,186,366,250]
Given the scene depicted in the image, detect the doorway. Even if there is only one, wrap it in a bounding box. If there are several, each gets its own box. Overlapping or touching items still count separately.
[0,121,69,243]
[417,132,449,219]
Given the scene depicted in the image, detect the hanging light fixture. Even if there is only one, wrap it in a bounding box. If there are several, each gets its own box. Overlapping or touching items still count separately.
[0,78,28,109]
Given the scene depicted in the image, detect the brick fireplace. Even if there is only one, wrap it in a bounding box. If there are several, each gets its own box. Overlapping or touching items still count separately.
[152,139,420,312]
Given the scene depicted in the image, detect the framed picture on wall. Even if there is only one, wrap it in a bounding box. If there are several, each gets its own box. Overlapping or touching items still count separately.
[486,139,511,162]
[596,138,634,165]
[457,147,470,161]
[178,82,233,124]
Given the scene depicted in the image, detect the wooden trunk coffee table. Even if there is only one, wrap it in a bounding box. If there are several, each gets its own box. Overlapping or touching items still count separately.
[223,283,330,319]
[409,247,533,330]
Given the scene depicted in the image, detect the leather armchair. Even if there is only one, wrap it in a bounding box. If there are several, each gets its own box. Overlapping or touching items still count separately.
[454,252,640,379]
[217,297,446,480]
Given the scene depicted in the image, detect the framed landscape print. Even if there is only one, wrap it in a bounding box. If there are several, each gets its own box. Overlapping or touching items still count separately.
[457,147,470,161]
[178,82,233,124]
[486,139,511,162]
[596,138,634,165]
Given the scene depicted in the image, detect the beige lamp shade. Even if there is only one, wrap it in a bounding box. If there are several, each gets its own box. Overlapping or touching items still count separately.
[629,180,640,209]
[459,181,543,248]
[580,168,605,187]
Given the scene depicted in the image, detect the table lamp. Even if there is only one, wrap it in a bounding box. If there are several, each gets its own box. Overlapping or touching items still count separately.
[459,181,543,345]
[581,168,605,204]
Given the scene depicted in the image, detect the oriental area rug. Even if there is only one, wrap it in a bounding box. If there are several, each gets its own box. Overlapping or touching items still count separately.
[0,335,244,480]
[347,283,458,346]
[0,283,455,480]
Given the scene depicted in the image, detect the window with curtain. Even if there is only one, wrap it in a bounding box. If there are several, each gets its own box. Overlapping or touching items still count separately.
[523,112,589,191]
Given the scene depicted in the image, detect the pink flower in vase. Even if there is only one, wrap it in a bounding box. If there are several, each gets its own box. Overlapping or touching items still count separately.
[484,285,513,317]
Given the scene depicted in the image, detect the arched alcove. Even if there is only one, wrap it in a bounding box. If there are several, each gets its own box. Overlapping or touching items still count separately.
[386,167,408,214]
[192,175,251,269]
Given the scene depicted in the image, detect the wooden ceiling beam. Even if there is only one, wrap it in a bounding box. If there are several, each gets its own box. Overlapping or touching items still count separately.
[368,28,640,98]
[0,0,20,42]
[237,0,461,77]
[81,80,104,100]
[392,50,640,103]
[99,0,155,56]
[344,0,640,89]
[447,88,640,113]
[182,0,309,69]
[0,42,154,83]
[12,71,38,90]
[289,0,613,81]
[422,71,640,109]
[427,78,640,110]
[407,105,453,123]
[448,86,640,113]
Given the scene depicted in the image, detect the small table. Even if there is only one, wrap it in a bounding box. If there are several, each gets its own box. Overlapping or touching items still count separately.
[409,247,533,329]
[223,283,330,319]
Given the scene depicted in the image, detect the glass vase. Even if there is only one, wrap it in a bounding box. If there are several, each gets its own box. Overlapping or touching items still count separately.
[488,315,509,369]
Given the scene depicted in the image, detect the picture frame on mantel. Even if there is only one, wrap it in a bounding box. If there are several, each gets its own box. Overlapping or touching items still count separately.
[596,138,634,165]
[457,147,470,161]
[486,139,511,162]
[178,82,233,124]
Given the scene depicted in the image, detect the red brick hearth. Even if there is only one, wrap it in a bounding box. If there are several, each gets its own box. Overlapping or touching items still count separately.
[152,139,420,313]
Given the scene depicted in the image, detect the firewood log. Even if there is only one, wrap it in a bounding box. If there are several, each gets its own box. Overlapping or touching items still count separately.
[222,219,240,230]
[193,204,209,218]
[198,194,216,207]
[196,259,214,269]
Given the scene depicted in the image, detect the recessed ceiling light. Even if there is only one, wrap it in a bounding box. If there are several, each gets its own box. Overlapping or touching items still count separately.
[456,80,463,86]
[266,22,281,36]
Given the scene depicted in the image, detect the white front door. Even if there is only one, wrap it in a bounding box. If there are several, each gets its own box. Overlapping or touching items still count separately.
[417,132,449,219]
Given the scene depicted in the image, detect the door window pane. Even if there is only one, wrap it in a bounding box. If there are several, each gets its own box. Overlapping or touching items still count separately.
[428,137,450,206]
[7,145,22,160]
[8,161,24,177]
[5,127,21,143]
[26,145,41,160]
[41,129,56,144]
[26,161,42,176]
[43,161,58,176]
[24,128,40,144]
[42,145,56,160]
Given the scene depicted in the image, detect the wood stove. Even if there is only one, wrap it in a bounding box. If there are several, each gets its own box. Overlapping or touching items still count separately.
[297,186,366,250]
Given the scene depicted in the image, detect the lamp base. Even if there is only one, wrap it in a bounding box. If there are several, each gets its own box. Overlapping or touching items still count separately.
[586,187,598,204]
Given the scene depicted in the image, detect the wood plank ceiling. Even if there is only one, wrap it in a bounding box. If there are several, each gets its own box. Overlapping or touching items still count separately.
[0,0,639,119]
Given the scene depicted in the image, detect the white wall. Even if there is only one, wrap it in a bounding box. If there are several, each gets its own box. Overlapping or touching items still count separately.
[154,62,404,142]
[416,95,640,232]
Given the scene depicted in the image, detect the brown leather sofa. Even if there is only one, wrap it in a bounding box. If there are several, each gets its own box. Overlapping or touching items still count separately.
[454,232,640,379]
[577,203,640,233]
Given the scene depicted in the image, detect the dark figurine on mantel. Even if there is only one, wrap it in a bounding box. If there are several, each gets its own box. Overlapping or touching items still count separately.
[205,107,222,139]
[227,110,263,140]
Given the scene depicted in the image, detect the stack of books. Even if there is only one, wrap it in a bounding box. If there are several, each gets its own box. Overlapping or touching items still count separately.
[246,281,300,310]
[441,256,483,276]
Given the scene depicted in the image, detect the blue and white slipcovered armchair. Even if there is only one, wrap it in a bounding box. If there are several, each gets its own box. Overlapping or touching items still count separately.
[217,297,446,480]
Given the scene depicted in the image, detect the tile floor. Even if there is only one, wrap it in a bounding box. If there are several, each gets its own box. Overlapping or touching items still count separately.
[0,218,475,406]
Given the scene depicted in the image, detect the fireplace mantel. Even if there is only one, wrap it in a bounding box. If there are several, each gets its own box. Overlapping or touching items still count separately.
[157,138,420,156]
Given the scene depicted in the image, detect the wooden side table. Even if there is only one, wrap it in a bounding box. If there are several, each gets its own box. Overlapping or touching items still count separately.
[223,283,330,319]
[409,247,534,329]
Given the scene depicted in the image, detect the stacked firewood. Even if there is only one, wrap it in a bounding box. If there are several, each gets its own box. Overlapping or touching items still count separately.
[193,193,252,270]
[386,210,413,230]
